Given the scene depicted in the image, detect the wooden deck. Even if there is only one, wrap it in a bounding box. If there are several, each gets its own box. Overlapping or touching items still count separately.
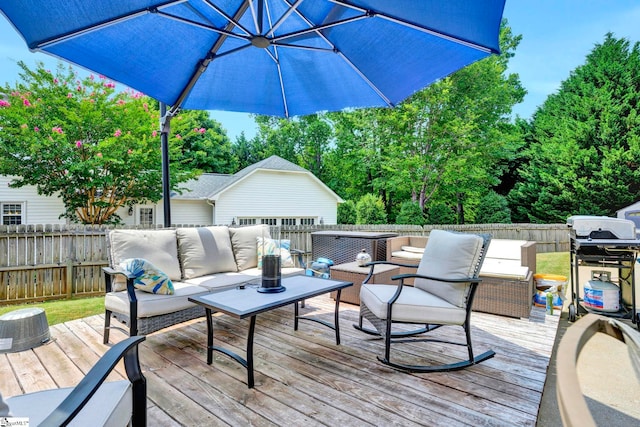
[1,296,559,426]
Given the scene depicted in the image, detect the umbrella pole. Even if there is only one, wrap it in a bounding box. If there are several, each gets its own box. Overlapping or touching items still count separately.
[160,102,171,228]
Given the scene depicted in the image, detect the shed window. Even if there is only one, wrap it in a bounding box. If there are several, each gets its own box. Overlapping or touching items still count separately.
[261,218,277,226]
[282,218,297,226]
[239,218,256,225]
[300,218,315,225]
[139,207,154,226]
[1,203,23,225]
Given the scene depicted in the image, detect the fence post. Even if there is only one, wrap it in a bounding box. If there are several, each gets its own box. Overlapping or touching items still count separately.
[66,258,74,299]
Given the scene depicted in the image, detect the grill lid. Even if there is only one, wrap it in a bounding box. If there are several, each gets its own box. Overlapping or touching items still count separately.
[567,215,636,240]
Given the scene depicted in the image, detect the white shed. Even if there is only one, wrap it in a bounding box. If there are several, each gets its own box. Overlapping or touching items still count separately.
[617,201,640,228]
[1,155,342,226]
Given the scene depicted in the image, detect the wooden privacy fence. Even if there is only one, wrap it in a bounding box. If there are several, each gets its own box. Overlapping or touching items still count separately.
[0,223,570,305]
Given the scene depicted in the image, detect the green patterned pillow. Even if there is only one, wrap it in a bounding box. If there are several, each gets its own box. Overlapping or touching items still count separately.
[256,238,294,268]
[119,258,175,295]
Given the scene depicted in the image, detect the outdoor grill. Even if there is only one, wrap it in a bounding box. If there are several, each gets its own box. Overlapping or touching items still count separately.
[567,215,640,328]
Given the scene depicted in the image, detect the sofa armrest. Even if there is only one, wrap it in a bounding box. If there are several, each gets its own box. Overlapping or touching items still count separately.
[386,236,411,261]
[521,241,537,275]
[102,267,136,293]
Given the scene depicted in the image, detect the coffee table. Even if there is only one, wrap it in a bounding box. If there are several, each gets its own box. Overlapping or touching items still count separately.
[188,275,353,388]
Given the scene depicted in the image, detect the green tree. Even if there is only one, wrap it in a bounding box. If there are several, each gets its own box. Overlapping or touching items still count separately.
[337,200,357,224]
[395,201,426,225]
[476,191,511,223]
[355,194,387,224]
[169,110,236,174]
[509,34,640,222]
[328,21,525,222]
[0,61,195,224]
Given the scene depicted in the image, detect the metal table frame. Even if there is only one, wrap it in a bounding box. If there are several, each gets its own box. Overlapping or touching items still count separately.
[189,275,353,388]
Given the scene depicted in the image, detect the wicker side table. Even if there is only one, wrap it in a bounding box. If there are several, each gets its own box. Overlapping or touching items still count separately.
[329,261,400,305]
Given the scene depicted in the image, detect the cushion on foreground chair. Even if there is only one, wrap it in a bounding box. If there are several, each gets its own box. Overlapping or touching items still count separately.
[1,336,146,426]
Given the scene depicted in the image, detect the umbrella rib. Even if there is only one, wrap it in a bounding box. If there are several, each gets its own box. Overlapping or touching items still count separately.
[202,0,252,36]
[263,0,289,116]
[30,0,187,49]
[330,0,498,54]
[271,13,368,43]
[157,11,250,41]
[168,0,252,116]
[265,0,304,37]
[287,5,393,107]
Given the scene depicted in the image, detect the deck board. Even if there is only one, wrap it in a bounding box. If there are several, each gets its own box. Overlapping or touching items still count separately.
[2,295,559,426]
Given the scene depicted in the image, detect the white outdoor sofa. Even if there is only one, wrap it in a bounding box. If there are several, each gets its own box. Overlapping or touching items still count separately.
[103,225,304,342]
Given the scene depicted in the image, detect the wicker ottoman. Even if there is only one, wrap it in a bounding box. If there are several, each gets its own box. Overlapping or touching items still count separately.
[329,261,400,305]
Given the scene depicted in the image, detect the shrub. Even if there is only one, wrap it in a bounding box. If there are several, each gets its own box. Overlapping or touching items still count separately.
[427,202,456,224]
[396,201,426,225]
[476,191,512,223]
[337,200,357,224]
[356,194,387,224]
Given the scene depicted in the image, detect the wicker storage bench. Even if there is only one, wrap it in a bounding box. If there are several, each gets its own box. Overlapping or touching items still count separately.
[386,235,536,318]
[311,231,398,265]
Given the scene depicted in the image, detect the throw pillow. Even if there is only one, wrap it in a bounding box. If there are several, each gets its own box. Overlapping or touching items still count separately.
[119,258,175,295]
[257,237,294,268]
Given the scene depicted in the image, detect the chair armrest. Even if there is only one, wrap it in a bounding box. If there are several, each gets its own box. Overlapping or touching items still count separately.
[391,273,482,285]
[556,314,639,427]
[362,260,419,284]
[40,336,146,426]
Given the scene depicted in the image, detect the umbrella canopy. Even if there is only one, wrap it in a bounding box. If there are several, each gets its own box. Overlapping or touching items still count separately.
[1,0,506,226]
[1,0,505,118]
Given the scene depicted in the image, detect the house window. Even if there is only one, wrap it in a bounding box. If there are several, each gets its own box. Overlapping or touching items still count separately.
[261,218,277,226]
[300,218,315,225]
[139,207,154,226]
[1,203,23,225]
[239,218,256,225]
[281,218,297,226]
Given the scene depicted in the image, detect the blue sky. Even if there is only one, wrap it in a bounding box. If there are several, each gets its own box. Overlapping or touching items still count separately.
[1,1,640,140]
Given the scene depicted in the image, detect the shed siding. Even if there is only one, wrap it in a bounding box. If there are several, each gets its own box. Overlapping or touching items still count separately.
[214,170,338,225]
[0,176,67,225]
[152,200,211,226]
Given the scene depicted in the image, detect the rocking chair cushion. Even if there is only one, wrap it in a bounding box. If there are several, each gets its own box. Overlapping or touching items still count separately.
[414,230,484,308]
[360,284,467,325]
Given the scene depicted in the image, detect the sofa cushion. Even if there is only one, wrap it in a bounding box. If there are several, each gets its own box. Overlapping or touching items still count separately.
[229,225,270,271]
[119,258,174,295]
[485,239,528,261]
[105,281,208,318]
[414,230,484,308]
[401,245,424,254]
[480,258,530,280]
[109,229,181,281]
[257,237,294,268]
[177,226,238,279]
[391,250,423,261]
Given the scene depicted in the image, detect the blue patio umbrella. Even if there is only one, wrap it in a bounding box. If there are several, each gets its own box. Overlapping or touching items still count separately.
[1,0,506,226]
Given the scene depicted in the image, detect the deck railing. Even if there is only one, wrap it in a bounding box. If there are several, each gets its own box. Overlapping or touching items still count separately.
[0,223,570,304]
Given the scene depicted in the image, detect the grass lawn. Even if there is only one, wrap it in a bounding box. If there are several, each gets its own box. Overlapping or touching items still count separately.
[0,296,104,326]
[0,252,572,325]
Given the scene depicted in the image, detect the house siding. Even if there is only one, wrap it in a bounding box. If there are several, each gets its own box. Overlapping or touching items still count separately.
[214,170,338,225]
[0,176,67,225]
